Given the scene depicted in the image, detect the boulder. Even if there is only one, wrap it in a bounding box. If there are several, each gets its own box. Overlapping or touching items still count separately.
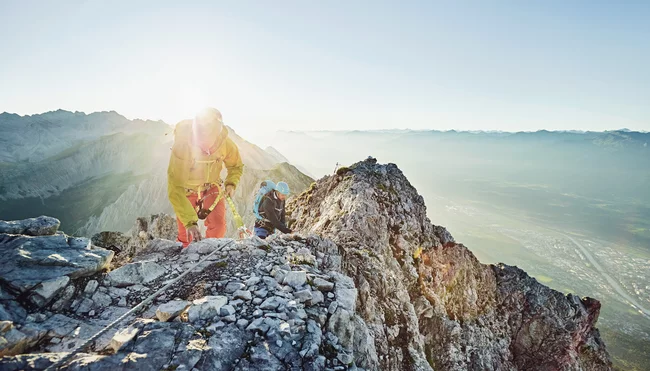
[156,301,191,322]
[0,216,60,236]
[107,261,166,287]
[312,278,334,292]
[0,232,113,297]
[31,276,70,307]
[283,271,307,288]
[187,296,228,322]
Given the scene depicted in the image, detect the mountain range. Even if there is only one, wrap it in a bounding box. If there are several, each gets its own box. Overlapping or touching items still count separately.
[0,110,313,237]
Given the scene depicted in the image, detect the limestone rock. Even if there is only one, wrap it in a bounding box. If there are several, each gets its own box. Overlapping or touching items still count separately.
[109,324,141,353]
[283,271,307,288]
[0,232,113,295]
[225,282,245,294]
[233,289,252,301]
[107,261,166,287]
[287,158,611,370]
[187,296,228,322]
[84,280,99,295]
[312,278,334,292]
[31,276,70,307]
[156,300,190,322]
[0,216,60,236]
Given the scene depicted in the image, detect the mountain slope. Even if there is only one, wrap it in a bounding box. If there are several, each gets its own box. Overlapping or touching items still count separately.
[287,158,611,370]
[0,111,313,237]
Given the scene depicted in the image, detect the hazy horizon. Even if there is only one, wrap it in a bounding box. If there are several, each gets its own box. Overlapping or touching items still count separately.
[2,1,649,136]
[1,109,647,137]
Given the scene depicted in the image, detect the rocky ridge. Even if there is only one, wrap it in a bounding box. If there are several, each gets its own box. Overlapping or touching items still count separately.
[286,158,611,370]
[0,215,377,370]
[0,158,612,370]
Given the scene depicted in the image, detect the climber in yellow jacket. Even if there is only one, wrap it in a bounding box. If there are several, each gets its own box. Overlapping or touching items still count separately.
[167,108,244,247]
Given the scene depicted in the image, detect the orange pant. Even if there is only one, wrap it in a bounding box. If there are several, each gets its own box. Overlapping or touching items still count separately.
[176,187,226,247]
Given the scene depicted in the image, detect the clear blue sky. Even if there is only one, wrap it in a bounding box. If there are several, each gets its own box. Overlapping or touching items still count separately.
[1,0,649,136]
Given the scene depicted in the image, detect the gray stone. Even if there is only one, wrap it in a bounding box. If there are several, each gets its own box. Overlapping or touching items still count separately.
[230,299,244,307]
[338,352,354,365]
[0,233,113,294]
[260,296,287,311]
[225,282,245,293]
[295,289,313,303]
[207,321,226,332]
[274,269,289,283]
[311,290,325,305]
[91,291,113,308]
[31,276,70,307]
[262,276,279,289]
[253,309,263,317]
[336,288,358,311]
[156,300,190,322]
[254,288,268,298]
[313,278,335,292]
[328,301,339,315]
[84,280,99,295]
[75,298,94,314]
[264,312,288,321]
[246,342,285,370]
[109,324,140,353]
[246,318,270,334]
[246,276,261,286]
[252,298,263,305]
[222,314,237,323]
[328,308,354,349]
[236,319,249,329]
[283,271,307,288]
[187,296,228,322]
[233,289,252,301]
[0,216,60,236]
[219,305,236,316]
[107,287,130,298]
[296,308,308,320]
[107,261,166,287]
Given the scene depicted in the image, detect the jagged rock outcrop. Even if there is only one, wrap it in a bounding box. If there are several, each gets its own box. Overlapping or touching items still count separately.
[287,158,611,370]
[0,217,114,356]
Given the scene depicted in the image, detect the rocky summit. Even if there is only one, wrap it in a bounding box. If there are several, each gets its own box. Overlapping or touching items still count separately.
[0,158,611,370]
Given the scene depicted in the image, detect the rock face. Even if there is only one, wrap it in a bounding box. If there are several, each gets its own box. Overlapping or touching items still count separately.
[0,158,612,370]
[0,217,113,310]
[287,158,611,370]
[0,217,114,357]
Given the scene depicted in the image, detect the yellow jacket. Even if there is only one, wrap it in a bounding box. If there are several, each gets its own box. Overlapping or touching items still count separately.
[167,120,244,227]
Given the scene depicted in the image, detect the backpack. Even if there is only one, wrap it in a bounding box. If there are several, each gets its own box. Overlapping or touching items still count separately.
[253,180,276,220]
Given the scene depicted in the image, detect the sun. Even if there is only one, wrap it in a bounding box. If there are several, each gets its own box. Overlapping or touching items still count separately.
[177,86,213,121]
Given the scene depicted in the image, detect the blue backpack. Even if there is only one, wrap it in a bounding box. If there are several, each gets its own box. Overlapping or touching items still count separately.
[253,180,276,220]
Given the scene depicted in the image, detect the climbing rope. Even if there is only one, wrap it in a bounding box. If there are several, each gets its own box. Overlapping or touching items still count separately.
[226,196,252,239]
[45,239,237,371]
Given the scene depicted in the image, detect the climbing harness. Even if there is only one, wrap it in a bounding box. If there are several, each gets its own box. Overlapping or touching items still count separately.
[194,184,224,220]
[44,239,237,371]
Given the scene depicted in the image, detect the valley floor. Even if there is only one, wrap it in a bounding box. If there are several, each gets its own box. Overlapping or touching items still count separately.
[425,192,650,370]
